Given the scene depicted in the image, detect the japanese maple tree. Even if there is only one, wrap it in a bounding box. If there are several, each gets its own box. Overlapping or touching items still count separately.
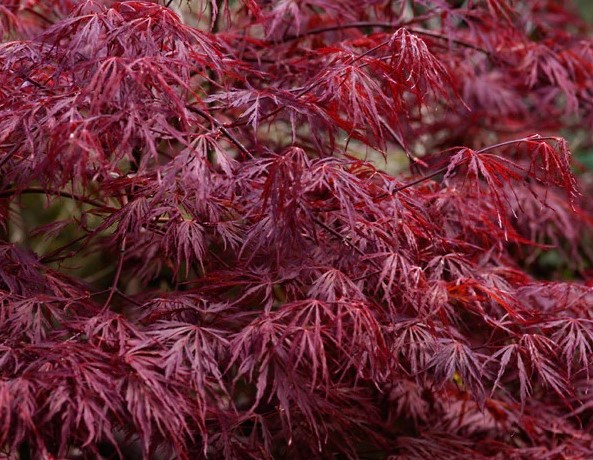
[2,0,593,458]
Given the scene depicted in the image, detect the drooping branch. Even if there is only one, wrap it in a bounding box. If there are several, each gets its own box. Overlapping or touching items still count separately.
[274,21,495,58]
[0,187,108,209]
[186,104,254,159]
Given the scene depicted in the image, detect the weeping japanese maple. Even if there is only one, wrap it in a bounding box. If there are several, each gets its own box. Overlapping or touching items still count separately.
[2,0,593,459]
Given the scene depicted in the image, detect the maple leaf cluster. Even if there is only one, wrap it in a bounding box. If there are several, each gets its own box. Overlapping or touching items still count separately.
[2,1,593,459]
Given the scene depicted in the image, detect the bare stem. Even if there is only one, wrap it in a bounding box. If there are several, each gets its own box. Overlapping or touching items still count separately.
[186,104,254,159]
[0,187,108,208]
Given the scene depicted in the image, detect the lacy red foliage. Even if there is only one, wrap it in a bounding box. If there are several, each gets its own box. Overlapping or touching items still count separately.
[2,1,593,458]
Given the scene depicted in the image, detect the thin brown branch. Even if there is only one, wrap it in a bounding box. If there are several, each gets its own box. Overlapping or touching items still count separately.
[274,21,494,57]
[371,135,558,200]
[312,215,382,270]
[186,104,254,159]
[0,187,108,209]
[103,236,126,311]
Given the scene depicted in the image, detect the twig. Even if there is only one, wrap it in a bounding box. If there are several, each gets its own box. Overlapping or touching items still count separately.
[0,186,107,208]
[274,22,494,58]
[103,236,126,311]
[186,104,254,159]
[312,216,382,271]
